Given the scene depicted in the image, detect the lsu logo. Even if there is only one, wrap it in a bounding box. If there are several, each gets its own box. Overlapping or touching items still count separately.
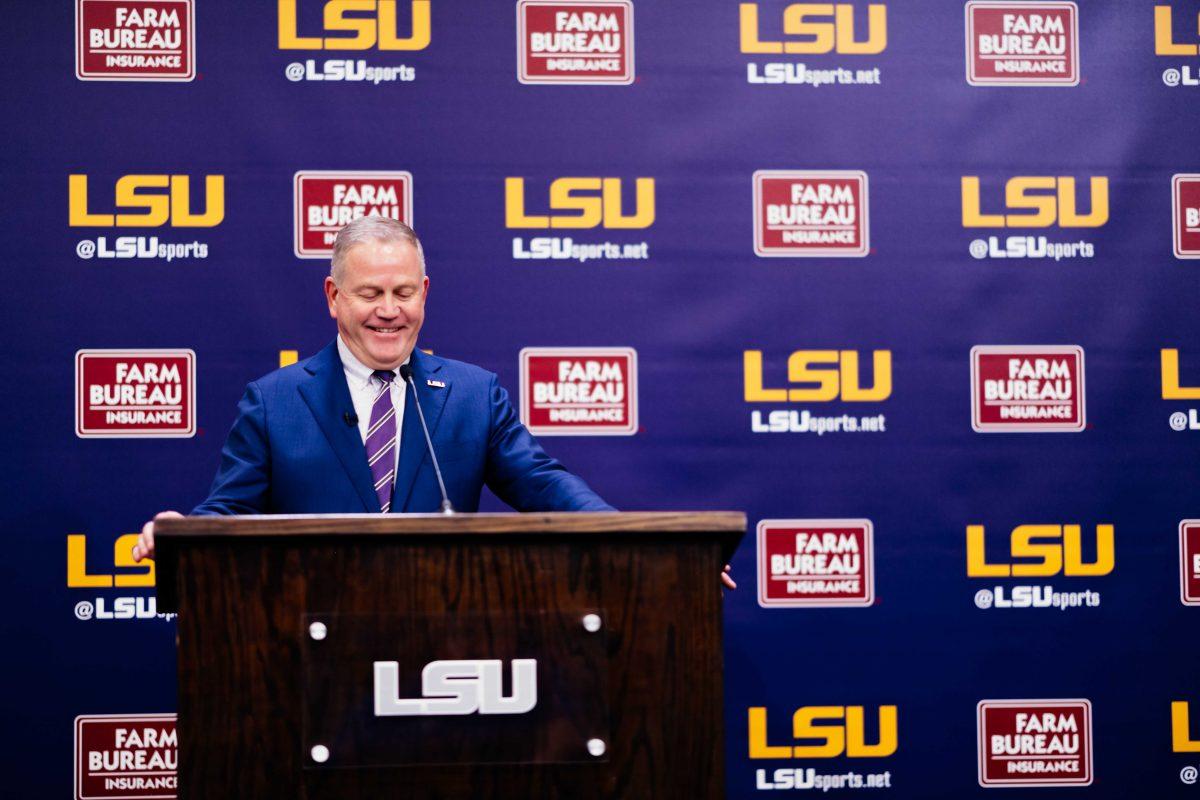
[1181,521,1200,605]
[1156,5,1200,56]
[1172,174,1200,258]
[76,0,195,81]
[965,2,1079,86]
[1162,349,1200,399]
[278,0,430,50]
[67,534,154,588]
[293,171,413,258]
[517,1,634,85]
[961,177,1108,228]
[76,350,196,438]
[739,3,887,54]
[748,705,898,758]
[977,699,1092,786]
[505,178,654,229]
[757,519,874,607]
[754,171,869,257]
[1174,702,1200,751]
[374,659,538,716]
[970,346,1085,432]
[966,524,1114,577]
[75,714,177,799]
[69,175,224,228]
[520,347,638,435]
[744,350,891,402]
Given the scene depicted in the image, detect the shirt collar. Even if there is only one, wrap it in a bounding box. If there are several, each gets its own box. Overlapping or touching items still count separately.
[336,336,408,389]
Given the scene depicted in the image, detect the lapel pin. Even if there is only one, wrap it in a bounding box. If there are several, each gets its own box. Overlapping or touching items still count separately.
[426,379,446,388]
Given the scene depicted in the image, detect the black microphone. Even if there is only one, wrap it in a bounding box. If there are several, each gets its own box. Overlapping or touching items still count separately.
[399,364,454,515]
[343,411,358,426]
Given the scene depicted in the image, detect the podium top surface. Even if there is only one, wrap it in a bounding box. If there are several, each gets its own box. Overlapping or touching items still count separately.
[155,511,746,538]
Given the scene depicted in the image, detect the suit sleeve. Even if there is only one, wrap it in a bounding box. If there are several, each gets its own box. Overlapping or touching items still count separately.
[191,381,272,515]
[483,374,615,512]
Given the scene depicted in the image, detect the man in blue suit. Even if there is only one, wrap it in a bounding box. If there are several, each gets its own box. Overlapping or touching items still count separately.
[132,216,612,561]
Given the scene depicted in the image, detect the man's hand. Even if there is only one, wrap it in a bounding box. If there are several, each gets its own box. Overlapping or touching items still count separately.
[721,564,736,590]
[132,511,182,562]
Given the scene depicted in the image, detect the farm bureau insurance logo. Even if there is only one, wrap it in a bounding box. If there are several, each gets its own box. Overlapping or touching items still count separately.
[506,177,654,262]
[744,349,889,434]
[965,2,1079,86]
[76,350,195,437]
[1173,175,1200,258]
[749,704,896,791]
[517,1,634,85]
[278,0,427,84]
[67,533,175,622]
[75,714,177,799]
[69,174,222,262]
[294,171,413,258]
[1157,4,1200,88]
[970,346,1084,432]
[76,0,194,81]
[754,171,869,257]
[757,519,874,608]
[1182,521,1200,605]
[519,347,637,435]
[740,2,885,86]
[977,700,1092,787]
[961,176,1106,260]
[967,523,1112,611]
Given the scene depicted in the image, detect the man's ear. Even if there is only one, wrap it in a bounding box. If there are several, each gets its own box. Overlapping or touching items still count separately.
[324,276,339,319]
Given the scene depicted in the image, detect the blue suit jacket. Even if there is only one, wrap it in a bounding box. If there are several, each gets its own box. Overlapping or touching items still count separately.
[192,341,613,515]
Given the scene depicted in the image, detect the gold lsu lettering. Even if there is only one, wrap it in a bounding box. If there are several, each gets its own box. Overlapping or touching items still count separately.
[279,0,431,50]
[1162,349,1200,399]
[69,175,224,228]
[1173,701,1200,752]
[966,525,1115,577]
[505,178,655,229]
[740,3,887,54]
[748,706,898,758]
[1155,6,1200,56]
[67,534,154,588]
[744,350,891,402]
[961,177,1109,228]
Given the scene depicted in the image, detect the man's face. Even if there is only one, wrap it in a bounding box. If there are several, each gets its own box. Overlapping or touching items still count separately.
[324,239,429,371]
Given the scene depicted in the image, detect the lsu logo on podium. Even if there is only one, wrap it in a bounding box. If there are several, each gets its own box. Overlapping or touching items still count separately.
[519,347,637,435]
[740,3,887,55]
[1181,521,1200,605]
[753,171,869,257]
[69,175,224,228]
[977,699,1092,787]
[517,1,634,85]
[293,171,413,258]
[970,346,1085,432]
[75,350,196,438]
[75,714,177,799]
[278,0,430,50]
[748,705,898,758]
[76,0,195,81]
[1172,175,1200,258]
[757,519,874,608]
[965,2,1079,86]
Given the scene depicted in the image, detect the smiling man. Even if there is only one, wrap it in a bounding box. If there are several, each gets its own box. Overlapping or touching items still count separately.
[132,216,614,561]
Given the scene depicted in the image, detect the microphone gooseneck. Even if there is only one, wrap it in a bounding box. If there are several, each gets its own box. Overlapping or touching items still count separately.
[399,364,455,515]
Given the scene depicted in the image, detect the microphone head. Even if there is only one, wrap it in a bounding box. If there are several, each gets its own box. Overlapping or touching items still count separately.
[398,363,413,381]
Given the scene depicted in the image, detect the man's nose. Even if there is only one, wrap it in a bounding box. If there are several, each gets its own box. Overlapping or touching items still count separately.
[376,295,402,318]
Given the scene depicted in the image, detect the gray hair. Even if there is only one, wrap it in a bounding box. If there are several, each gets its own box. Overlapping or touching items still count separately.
[330,216,426,284]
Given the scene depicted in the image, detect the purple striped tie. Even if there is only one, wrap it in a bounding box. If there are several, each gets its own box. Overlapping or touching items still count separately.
[366,370,397,513]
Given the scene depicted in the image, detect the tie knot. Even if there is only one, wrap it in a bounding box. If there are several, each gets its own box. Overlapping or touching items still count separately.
[374,369,396,385]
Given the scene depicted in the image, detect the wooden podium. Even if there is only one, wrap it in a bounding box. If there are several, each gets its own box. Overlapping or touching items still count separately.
[155,512,744,800]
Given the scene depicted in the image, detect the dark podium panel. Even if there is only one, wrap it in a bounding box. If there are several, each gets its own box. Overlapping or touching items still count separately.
[155,512,745,800]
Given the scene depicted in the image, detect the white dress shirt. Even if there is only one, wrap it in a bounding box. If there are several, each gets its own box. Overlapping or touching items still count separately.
[337,336,406,485]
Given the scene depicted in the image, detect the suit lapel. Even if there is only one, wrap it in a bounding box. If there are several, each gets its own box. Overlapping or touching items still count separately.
[394,350,452,511]
[297,340,379,512]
